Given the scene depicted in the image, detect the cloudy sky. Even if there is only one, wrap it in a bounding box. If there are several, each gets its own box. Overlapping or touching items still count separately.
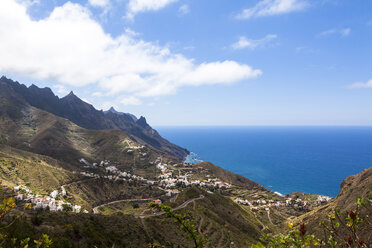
[0,0,371,125]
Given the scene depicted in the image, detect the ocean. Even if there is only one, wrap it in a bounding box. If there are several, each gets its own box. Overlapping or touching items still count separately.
[156,126,372,197]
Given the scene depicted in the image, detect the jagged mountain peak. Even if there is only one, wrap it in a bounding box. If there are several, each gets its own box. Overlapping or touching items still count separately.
[63,91,78,99]
[0,75,12,82]
[105,106,138,122]
[108,106,119,113]
[104,106,122,115]
[28,84,55,96]
[136,116,149,128]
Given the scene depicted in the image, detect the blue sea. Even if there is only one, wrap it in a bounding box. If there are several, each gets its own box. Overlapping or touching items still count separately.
[156,126,372,197]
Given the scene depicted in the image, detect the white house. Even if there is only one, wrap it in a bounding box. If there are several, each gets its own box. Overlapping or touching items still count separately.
[50,190,59,199]
[61,186,67,197]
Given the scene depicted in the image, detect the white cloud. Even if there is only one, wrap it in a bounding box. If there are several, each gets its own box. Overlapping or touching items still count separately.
[295,46,319,54]
[348,79,372,89]
[0,0,261,105]
[121,96,142,105]
[231,34,277,50]
[236,0,309,19]
[88,0,110,8]
[81,98,91,104]
[341,28,351,36]
[318,28,351,37]
[53,84,69,96]
[183,45,195,51]
[124,28,141,37]
[178,4,189,15]
[92,92,103,97]
[126,0,178,19]
[17,0,40,7]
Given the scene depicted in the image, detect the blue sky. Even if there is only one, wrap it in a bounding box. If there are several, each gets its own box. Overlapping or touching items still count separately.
[0,0,371,125]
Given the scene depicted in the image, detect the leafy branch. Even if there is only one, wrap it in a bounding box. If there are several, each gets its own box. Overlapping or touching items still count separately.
[252,197,371,248]
[148,202,208,248]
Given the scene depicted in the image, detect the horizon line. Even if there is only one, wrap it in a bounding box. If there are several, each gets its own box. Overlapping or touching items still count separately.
[153,125,372,127]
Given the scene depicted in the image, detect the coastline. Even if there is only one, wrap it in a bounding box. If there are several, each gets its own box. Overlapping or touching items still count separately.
[157,126,372,197]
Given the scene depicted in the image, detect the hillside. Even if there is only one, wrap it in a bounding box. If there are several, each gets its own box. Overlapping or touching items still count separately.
[0,145,80,193]
[0,81,171,169]
[0,145,266,246]
[291,167,372,241]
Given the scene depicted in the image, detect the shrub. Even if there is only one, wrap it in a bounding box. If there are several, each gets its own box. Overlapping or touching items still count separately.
[31,213,43,226]
[0,198,53,247]
[148,202,208,248]
[252,197,371,248]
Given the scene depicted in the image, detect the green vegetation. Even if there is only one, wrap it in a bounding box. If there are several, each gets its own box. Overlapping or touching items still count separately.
[98,201,147,215]
[148,202,208,248]
[252,197,371,248]
[0,198,52,248]
[0,146,79,194]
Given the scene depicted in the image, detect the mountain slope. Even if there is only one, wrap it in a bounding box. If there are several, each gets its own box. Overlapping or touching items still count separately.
[0,82,168,170]
[0,76,188,160]
[292,167,372,240]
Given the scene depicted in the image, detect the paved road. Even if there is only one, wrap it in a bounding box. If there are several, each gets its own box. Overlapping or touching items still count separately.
[93,198,157,214]
[135,194,205,219]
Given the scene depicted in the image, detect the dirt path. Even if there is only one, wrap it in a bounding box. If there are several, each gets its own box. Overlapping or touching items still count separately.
[135,195,205,219]
[267,209,273,225]
[140,217,151,238]
[198,216,204,234]
[93,198,157,214]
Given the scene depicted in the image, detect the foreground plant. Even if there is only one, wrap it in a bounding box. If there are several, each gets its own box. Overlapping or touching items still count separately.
[148,201,208,248]
[0,197,52,248]
[252,197,371,248]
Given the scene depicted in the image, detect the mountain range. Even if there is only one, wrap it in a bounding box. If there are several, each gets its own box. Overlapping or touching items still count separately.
[0,76,188,160]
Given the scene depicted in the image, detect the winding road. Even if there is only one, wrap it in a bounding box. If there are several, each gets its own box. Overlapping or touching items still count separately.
[135,194,205,219]
[93,198,157,214]
[92,194,205,217]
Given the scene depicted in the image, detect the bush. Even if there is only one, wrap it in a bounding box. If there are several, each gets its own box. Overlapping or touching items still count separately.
[31,213,43,226]
[62,204,73,212]
[0,198,53,247]
[252,197,371,248]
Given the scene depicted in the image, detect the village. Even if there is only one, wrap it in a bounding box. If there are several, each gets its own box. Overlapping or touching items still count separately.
[13,154,332,215]
[14,185,85,213]
[12,153,234,213]
[234,194,332,213]
[77,155,233,193]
